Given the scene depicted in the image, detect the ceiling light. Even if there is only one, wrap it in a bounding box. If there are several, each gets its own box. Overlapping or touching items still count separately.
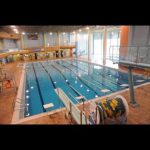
[22,32,25,35]
[86,27,89,30]
[15,31,19,34]
[11,26,16,28]
[63,32,65,35]
[79,29,82,32]
[35,32,38,35]
[49,32,53,35]
[13,28,17,31]
[73,31,75,34]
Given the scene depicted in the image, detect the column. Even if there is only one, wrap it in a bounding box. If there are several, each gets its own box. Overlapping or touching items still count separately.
[88,30,91,61]
[57,32,60,46]
[21,34,24,49]
[43,32,46,48]
[103,26,107,65]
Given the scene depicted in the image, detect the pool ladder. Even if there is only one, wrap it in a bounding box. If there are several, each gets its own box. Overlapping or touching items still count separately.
[12,98,28,112]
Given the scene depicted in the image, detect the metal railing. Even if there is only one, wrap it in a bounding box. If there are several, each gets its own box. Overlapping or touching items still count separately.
[56,88,89,124]
[110,46,150,66]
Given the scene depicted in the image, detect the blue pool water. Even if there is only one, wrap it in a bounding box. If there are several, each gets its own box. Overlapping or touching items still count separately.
[24,59,150,117]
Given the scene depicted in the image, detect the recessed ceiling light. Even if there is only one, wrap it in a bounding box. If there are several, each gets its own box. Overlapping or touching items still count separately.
[13,28,17,31]
[63,32,65,35]
[15,31,19,34]
[86,27,89,30]
[73,31,75,34]
[49,32,53,35]
[22,32,25,35]
[11,26,16,28]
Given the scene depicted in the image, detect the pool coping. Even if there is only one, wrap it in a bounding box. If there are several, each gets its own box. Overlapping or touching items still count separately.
[11,58,150,124]
[11,63,26,124]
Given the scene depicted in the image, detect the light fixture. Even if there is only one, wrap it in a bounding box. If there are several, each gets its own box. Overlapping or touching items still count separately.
[95,95,98,98]
[73,31,76,34]
[13,28,17,32]
[49,32,53,35]
[11,26,16,28]
[63,32,65,35]
[26,90,29,93]
[22,32,25,35]
[86,27,89,30]
[15,31,19,34]
[26,95,29,99]
[35,32,38,35]
[79,29,82,32]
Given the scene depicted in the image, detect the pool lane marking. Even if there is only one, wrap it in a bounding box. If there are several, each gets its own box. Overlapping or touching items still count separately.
[31,63,46,112]
[64,60,114,92]
[55,61,100,96]
[39,62,57,89]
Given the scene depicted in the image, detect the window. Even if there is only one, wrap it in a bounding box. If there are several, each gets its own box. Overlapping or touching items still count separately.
[93,32,103,59]
[60,33,70,46]
[106,29,120,60]
[77,33,88,56]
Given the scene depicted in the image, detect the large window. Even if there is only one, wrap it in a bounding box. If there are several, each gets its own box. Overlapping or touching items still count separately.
[106,29,120,59]
[93,32,103,59]
[60,33,70,46]
[46,33,57,46]
[77,32,88,56]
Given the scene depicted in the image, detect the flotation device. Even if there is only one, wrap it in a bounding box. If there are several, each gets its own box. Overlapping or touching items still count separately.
[5,80,11,88]
[94,95,129,124]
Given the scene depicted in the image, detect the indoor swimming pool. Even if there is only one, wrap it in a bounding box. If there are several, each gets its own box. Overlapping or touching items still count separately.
[24,59,150,117]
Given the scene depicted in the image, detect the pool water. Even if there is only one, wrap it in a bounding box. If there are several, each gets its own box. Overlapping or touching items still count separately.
[24,59,150,117]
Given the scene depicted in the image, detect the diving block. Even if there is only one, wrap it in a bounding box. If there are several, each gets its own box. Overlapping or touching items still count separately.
[43,103,54,109]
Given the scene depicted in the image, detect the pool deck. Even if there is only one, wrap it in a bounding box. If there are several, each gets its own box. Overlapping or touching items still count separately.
[0,59,150,124]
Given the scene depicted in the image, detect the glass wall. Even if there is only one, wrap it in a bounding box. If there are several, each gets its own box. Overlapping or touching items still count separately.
[92,31,103,63]
[45,32,57,46]
[60,33,70,46]
[106,29,120,60]
[76,32,88,57]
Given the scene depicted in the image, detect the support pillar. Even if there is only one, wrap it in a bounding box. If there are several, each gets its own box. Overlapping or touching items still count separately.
[57,32,60,47]
[43,32,46,48]
[21,34,24,49]
[103,27,107,65]
[128,66,139,107]
[88,30,91,61]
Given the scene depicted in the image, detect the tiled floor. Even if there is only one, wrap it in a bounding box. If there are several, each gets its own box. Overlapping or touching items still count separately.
[0,62,22,124]
[0,60,150,124]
